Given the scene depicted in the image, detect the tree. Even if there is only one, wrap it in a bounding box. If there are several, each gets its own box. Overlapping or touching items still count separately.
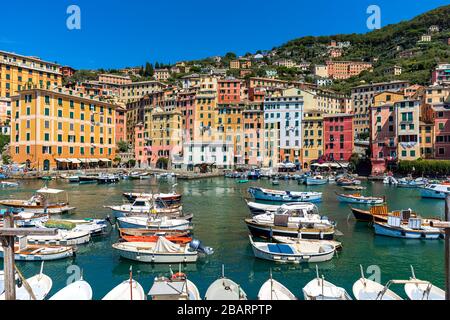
[144,62,154,77]
[117,140,129,153]
[0,134,9,153]
[155,62,160,69]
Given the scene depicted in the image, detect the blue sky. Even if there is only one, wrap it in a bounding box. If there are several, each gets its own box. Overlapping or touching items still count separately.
[1,0,449,69]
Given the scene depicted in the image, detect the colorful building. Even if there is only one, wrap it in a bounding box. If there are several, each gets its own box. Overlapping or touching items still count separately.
[396,100,421,161]
[323,113,354,162]
[218,78,242,104]
[98,74,132,86]
[301,111,324,169]
[10,87,117,170]
[243,101,264,166]
[326,60,372,80]
[0,97,11,135]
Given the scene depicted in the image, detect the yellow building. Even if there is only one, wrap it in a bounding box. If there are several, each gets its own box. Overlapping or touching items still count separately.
[0,50,62,98]
[301,111,324,169]
[194,91,217,141]
[419,122,434,159]
[216,103,245,165]
[10,87,117,170]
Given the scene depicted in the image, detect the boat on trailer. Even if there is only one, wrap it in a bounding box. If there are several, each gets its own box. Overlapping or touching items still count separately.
[303,266,352,300]
[336,192,384,205]
[248,187,322,203]
[249,236,335,263]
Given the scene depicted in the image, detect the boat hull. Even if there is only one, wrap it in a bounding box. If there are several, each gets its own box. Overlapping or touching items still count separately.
[245,221,334,240]
[248,188,322,203]
[420,188,448,199]
[305,178,328,186]
[114,247,198,263]
[373,223,441,239]
[251,243,334,263]
[337,195,384,205]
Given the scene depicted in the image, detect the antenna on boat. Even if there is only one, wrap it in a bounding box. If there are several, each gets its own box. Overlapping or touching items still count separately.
[39,261,44,278]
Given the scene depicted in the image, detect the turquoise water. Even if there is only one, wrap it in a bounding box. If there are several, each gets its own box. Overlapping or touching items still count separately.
[0,177,446,300]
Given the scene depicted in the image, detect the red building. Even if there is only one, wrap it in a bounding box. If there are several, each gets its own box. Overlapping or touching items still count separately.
[218,79,241,104]
[430,104,450,159]
[323,113,354,161]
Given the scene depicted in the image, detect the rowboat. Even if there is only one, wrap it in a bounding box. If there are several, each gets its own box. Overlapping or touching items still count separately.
[123,192,182,205]
[49,278,93,300]
[258,272,297,300]
[249,236,335,263]
[102,268,146,300]
[336,193,384,205]
[397,177,427,188]
[0,241,75,261]
[121,234,192,244]
[245,200,319,216]
[272,236,342,250]
[350,205,413,223]
[0,263,52,300]
[0,187,74,214]
[119,228,191,238]
[373,216,442,240]
[353,266,403,300]
[303,266,352,300]
[27,229,91,246]
[205,266,247,300]
[106,198,183,218]
[112,237,198,263]
[420,184,450,199]
[149,270,201,300]
[305,176,328,186]
[116,216,191,230]
[248,187,322,203]
[404,266,444,300]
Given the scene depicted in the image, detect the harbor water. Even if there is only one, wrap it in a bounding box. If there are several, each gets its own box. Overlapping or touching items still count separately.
[0,177,446,299]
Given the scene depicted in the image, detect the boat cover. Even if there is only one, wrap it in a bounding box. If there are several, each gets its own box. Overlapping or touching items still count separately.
[267,244,295,254]
[154,237,181,253]
[149,281,185,296]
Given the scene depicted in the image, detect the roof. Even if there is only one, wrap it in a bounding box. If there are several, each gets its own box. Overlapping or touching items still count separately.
[323,113,353,118]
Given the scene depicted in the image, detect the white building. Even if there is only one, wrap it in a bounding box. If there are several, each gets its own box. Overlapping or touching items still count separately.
[264,88,304,166]
[183,141,234,169]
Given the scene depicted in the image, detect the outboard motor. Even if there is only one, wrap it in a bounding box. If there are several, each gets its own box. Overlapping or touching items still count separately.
[189,239,214,255]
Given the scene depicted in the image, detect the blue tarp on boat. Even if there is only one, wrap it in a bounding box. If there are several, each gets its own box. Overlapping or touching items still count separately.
[267,244,294,254]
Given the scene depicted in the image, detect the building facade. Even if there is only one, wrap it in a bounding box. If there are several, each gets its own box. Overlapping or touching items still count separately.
[323,113,354,162]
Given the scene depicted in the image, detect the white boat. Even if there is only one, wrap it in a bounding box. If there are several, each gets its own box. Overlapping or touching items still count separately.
[0,263,52,300]
[248,187,322,203]
[404,266,445,300]
[116,216,191,230]
[49,279,93,300]
[303,266,352,300]
[102,269,146,300]
[41,219,109,236]
[27,229,91,246]
[0,239,75,261]
[13,212,49,228]
[257,273,297,300]
[148,271,201,300]
[373,216,442,240]
[420,184,450,199]
[352,265,403,300]
[272,236,342,250]
[112,237,198,263]
[0,181,19,187]
[205,266,247,300]
[67,176,80,183]
[249,236,335,263]
[336,193,384,205]
[245,200,319,216]
[383,176,398,185]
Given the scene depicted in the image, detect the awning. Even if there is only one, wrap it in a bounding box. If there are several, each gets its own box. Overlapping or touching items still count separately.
[89,159,99,163]
[55,158,69,163]
[68,158,81,164]
[99,158,111,162]
[78,159,89,163]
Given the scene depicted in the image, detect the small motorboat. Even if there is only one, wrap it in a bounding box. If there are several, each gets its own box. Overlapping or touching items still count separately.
[119,228,191,238]
[106,198,183,218]
[40,219,109,237]
[420,184,450,199]
[123,192,182,205]
[342,185,366,191]
[258,272,297,300]
[67,175,80,183]
[97,173,120,184]
[112,237,198,263]
[353,265,403,300]
[373,216,442,240]
[272,236,342,251]
[305,176,328,186]
[148,270,201,300]
[397,177,427,188]
[303,266,352,300]
[249,236,335,263]
[26,229,91,246]
[49,278,93,300]
[336,177,360,186]
[205,266,247,300]
[120,233,192,244]
[336,193,384,205]
[404,266,445,300]
[78,175,99,184]
[245,200,320,216]
[248,187,322,203]
[102,268,146,300]
[0,263,52,300]
[116,216,191,230]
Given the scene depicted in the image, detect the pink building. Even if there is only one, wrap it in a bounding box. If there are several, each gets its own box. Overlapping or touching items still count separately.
[177,90,196,142]
[218,79,242,104]
[432,104,450,159]
[323,114,354,161]
[134,123,147,167]
[115,107,127,143]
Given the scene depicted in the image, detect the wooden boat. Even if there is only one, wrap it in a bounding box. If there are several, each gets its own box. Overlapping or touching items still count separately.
[49,278,93,300]
[119,228,191,238]
[106,198,183,218]
[404,266,444,300]
[116,216,191,230]
[205,266,247,300]
[121,234,192,244]
[420,184,450,199]
[336,193,384,205]
[27,229,91,246]
[248,187,322,203]
[373,216,442,240]
[0,187,74,214]
[245,200,319,216]
[258,272,296,300]
[102,268,146,300]
[0,264,52,300]
[353,266,403,300]
[148,271,201,300]
[0,240,75,261]
[112,237,198,263]
[305,176,328,186]
[351,205,410,223]
[303,266,352,300]
[272,236,342,251]
[249,236,335,263]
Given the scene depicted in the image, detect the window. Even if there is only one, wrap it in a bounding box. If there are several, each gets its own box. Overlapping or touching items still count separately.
[401,150,407,157]
[410,150,416,157]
